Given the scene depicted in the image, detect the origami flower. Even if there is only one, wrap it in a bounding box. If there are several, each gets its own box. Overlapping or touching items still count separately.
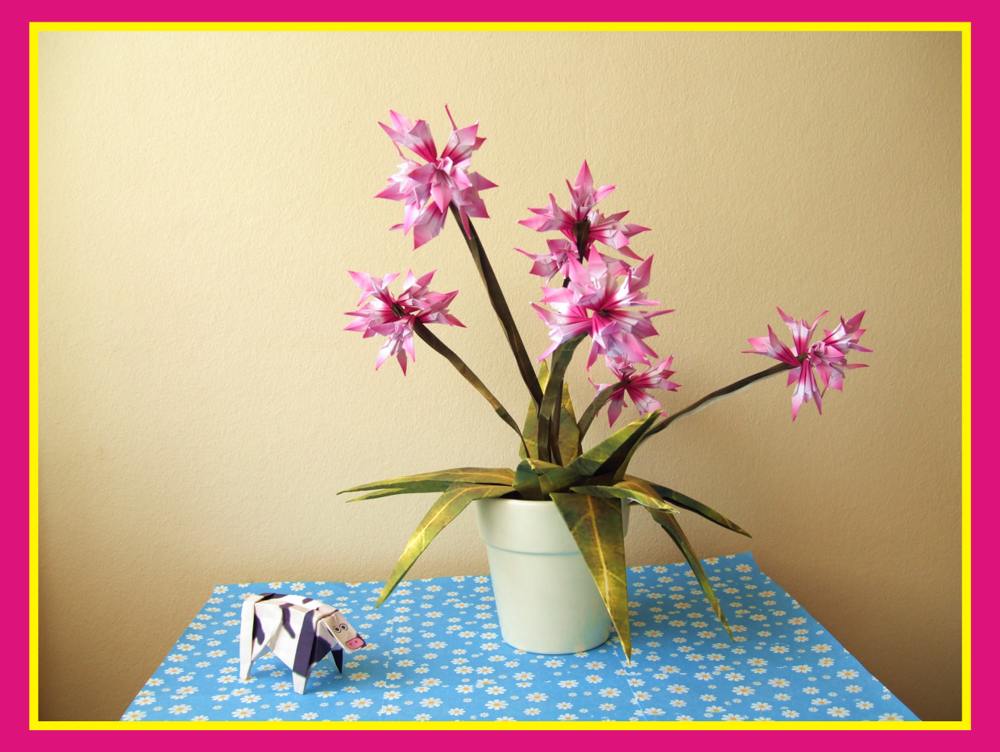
[532,249,671,368]
[810,311,871,392]
[345,270,463,373]
[593,357,681,426]
[518,162,649,261]
[515,239,577,281]
[745,308,869,419]
[376,108,497,249]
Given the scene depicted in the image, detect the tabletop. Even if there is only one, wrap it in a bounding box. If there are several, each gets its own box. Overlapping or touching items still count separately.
[121,551,916,722]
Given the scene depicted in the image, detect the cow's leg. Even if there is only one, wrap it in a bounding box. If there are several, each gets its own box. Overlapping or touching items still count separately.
[292,671,308,695]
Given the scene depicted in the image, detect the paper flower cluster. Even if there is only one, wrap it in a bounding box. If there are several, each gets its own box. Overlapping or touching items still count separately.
[350,108,871,422]
[745,308,870,419]
[344,270,462,373]
[342,107,875,661]
[375,107,497,249]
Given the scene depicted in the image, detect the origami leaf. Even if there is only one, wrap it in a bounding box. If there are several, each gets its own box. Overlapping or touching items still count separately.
[519,362,549,460]
[341,467,515,496]
[526,458,561,472]
[645,507,732,636]
[557,374,581,465]
[539,412,660,494]
[626,475,751,537]
[513,459,543,498]
[537,337,584,465]
[377,484,512,605]
[549,493,631,660]
[520,362,580,464]
[570,478,676,513]
[450,207,543,407]
[346,486,455,501]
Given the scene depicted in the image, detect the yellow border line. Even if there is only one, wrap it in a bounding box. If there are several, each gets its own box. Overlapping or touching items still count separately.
[960,18,973,729]
[28,18,40,730]
[29,720,967,731]
[29,21,972,32]
[28,21,972,731]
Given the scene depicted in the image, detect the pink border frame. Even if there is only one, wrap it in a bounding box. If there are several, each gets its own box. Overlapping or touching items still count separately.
[7,0,995,746]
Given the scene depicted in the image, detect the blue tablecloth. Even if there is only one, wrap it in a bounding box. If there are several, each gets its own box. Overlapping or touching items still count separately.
[121,552,916,722]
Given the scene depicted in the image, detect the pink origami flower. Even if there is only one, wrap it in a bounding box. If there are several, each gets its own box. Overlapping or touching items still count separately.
[515,239,577,281]
[810,311,871,392]
[532,249,672,369]
[518,161,649,262]
[345,270,463,373]
[745,308,870,419]
[376,107,497,249]
[592,357,681,426]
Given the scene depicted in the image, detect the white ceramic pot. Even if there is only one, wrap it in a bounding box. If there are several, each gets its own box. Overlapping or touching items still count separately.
[475,498,630,654]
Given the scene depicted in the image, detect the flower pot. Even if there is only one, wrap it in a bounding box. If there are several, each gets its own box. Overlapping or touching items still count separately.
[475,498,630,654]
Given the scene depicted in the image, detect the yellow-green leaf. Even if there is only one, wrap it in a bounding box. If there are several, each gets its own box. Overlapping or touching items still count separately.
[571,478,677,513]
[627,475,750,537]
[557,379,581,465]
[549,492,631,661]
[646,507,732,637]
[340,467,515,495]
[519,363,550,459]
[345,486,453,501]
[377,484,512,605]
[513,459,542,498]
[540,412,659,494]
[537,338,583,464]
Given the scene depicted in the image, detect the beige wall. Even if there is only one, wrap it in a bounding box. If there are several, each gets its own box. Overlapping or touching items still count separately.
[38,31,961,720]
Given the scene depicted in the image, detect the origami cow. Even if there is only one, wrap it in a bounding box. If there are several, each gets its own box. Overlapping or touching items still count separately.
[239,593,367,694]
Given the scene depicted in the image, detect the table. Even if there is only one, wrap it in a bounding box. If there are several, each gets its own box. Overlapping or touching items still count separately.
[121,552,916,722]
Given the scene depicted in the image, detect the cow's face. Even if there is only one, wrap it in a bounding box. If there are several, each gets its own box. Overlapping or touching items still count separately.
[324,612,366,650]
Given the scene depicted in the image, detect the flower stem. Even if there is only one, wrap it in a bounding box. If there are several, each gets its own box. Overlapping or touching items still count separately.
[643,362,793,441]
[412,321,529,455]
[577,382,625,440]
[449,206,544,407]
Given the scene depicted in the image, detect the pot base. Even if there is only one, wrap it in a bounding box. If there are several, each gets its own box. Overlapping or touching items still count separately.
[482,541,612,654]
[476,498,628,655]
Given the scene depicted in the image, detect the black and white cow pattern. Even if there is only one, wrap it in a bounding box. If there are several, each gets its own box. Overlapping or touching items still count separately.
[239,593,367,694]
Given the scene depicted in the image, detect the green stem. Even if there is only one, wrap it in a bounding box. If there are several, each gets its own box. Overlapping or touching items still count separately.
[449,206,544,407]
[413,321,529,455]
[643,362,793,441]
[577,382,624,440]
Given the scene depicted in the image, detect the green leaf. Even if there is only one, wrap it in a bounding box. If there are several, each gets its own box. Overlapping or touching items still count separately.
[571,478,677,513]
[340,467,515,495]
[526,458,561,472]
[520,359,580,464]
[550,493,632,660]
[537,337,583,464]
[513,459,542,498]
[539,412,660,494]
[377,484,512,605]
[645,507,732,637]
[519,362,549,460]
[557,378,581,464]
[345,485,455,501]
[626,475,751,537]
